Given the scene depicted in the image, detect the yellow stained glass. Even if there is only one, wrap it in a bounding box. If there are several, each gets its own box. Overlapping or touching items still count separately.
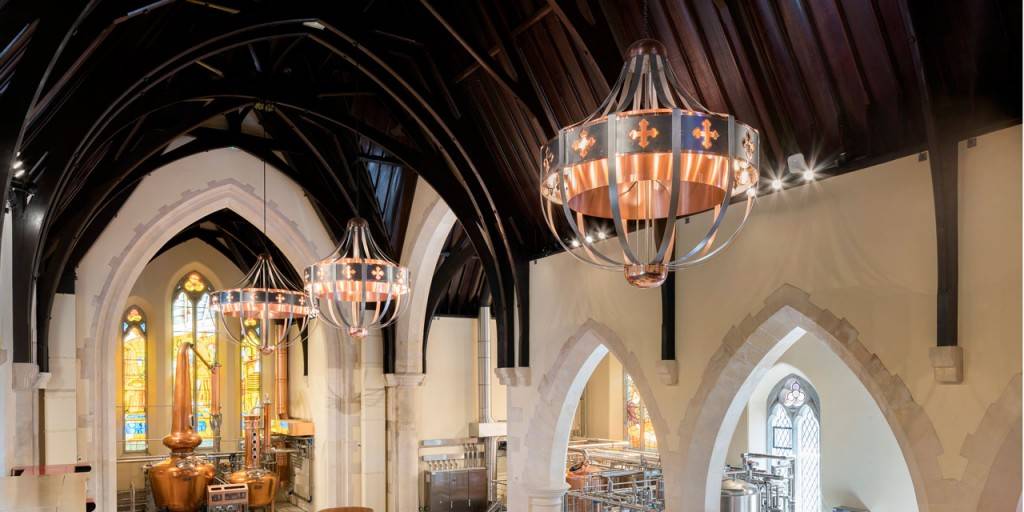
[240,327,262,417]
[172,272,219,449]
[624,373,657,451]
[122,307,147,452]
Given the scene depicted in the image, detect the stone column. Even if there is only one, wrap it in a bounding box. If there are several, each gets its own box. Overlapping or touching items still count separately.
[523,483,569,512]
[361,332,387,512]
[384,372,425,512]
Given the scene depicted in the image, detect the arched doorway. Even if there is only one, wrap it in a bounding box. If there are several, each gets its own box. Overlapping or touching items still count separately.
[517,320,668,510]
[672,284,936,512]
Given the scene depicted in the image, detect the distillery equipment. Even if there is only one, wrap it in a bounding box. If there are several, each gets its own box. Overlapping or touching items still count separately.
[229,406,280,510]
[721,478,761,512]
[149,342,217,512]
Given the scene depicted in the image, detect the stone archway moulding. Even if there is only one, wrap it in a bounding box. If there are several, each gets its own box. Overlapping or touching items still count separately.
[77,154,343,511]
[395,181,456,374]
[673,283,942,512]
[519,319,670,498]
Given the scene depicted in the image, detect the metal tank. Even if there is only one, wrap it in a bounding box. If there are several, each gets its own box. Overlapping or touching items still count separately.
[228,409,279,508]
[721,478,760,512]
[149,343,216,512]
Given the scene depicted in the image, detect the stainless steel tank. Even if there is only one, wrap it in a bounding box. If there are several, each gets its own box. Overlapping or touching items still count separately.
[721,478,760,512]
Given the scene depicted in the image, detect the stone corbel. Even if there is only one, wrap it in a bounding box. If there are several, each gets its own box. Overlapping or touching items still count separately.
[656,360,678,385]
[384,372,426,388]
[12,362,50,390]
[495,367,531,387]
[929,346,964,384]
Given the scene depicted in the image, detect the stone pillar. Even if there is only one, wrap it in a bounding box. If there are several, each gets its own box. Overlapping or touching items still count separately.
[384,372,424,512]
[361,331,387,512]
[45,293,78,465]
[523,483,569,512]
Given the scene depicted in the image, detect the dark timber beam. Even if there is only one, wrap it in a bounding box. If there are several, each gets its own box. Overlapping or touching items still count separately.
[661,272,676,360]
[899,0,958,348]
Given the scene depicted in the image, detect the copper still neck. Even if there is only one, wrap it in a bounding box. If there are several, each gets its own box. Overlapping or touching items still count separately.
[242,414,261,469]
[275,342,289,419]
[164,342,202,453]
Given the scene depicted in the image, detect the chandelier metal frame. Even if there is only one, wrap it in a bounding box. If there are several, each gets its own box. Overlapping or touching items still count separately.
[303,217,411,339]
[540,39,760,288]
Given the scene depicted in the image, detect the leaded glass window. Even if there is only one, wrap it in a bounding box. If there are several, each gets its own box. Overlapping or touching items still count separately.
[122,306,148,453]
[624,373,657,451]
[171,271,219,449]
[767,376,821,512]
[240,320,262,417]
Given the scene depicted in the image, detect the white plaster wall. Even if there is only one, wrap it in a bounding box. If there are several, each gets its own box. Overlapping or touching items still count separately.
[726,334,917,511]
[418,317,507,441]
[580,354,625,441]
[509,125,1022,511]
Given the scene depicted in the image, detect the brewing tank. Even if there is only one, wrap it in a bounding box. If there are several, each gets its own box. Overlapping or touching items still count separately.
[149,343,216,512]
[721,478,760,512]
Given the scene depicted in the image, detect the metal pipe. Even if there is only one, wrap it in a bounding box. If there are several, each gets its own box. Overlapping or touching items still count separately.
[275,341,290,419]
[477,304,497,503]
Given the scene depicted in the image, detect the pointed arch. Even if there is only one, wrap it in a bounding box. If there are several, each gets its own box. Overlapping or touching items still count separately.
[672,284,934,511]
[519,319,669,494]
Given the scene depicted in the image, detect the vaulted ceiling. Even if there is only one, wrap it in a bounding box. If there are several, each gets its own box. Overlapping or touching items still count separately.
[1,0,1019,371]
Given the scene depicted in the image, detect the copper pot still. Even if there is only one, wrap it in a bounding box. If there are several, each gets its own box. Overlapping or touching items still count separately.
[229,410,279,508]
[149,343,216,512]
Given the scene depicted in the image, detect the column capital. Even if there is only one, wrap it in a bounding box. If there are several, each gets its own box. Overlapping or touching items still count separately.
[384,372,426,388]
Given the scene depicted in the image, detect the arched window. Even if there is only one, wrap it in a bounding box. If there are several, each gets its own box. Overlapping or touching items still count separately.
[767,375,821,512]
[240,320,262,417]
[122,306,148,453]
[624,374,657,451]
[171,271,218,449]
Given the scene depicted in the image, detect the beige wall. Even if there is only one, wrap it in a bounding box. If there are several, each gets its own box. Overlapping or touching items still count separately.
[417,317,507,441]
[509,125,1022,510]
[578,354,625,441]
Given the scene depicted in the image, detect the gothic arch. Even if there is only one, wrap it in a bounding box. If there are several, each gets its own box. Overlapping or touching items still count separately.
[395,182,456,374]
[519,319,669,498]
[672,284,936,512]
[75,149,346,510]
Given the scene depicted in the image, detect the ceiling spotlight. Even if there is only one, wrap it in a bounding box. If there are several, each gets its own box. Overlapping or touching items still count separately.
[585,235,594,243]
[771,179,783,190]
[12,160,23,170]
[570,239,581,248]
[13,169,25,179]
[802,169,815,181]
[596,231,607,240]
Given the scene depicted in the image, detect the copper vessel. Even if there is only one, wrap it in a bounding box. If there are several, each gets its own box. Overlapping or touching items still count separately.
[149,343,216,512]
[229,407,279,509]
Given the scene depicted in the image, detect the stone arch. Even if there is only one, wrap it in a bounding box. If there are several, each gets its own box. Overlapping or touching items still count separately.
[395,181,456,374]
[74,149,345,510]
[672,283,938,512]
[519,319,669,500]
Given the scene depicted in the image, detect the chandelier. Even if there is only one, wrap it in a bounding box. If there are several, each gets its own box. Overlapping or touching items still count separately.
[211,254,311,352]
[540,40,760,288]
[210,105,310,352]
[303,217,411,339]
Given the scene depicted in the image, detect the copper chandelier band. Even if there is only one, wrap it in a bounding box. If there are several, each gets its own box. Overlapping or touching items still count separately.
[540,109,759,220]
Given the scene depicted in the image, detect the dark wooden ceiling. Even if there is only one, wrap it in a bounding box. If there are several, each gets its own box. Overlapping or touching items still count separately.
[1,0,1019,370]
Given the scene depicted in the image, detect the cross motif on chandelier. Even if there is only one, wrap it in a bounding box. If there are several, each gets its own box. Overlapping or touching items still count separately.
[344,265,356,279]
[275,293,285,303]
[372,266,384,279]
[692,118,719,149]
[628,118,659,148]
[742,131,755,161]
[572,130,596,157]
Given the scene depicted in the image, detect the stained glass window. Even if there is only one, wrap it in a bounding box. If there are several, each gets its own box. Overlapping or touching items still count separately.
[624,373,657,451]
[767,376,821,512]
[171,271,219,450]
[122,306,147,453]
[240,320,262,417]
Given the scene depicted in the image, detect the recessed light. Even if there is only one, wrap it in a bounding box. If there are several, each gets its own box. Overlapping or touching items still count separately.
[802,169,815,181]
[585,235,594,243]
[570,239,581,248]
[771,179,783,190]
[12,160,23,170]
[13,169,25,179]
